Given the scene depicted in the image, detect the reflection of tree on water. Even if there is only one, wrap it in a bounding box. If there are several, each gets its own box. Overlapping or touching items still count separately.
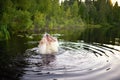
[0,39,28,80]
[80,26,120,45]
[41,54,55,66]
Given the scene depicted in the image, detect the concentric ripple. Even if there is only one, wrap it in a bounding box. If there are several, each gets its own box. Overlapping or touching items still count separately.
[21,41,120,80]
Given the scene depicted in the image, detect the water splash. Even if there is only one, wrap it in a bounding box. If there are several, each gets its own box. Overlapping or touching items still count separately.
[21,41,120,80]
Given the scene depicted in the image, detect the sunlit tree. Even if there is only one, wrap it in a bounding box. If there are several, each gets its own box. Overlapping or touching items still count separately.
[113,2,120,26]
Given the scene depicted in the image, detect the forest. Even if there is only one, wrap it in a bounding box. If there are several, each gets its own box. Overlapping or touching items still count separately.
[0,0,120,40]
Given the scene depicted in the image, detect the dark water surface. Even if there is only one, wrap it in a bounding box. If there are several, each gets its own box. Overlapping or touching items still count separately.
[1,31,120,80]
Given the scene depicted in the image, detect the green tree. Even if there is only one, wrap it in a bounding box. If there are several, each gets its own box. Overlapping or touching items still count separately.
[106,0,113,24]
[64,7,72,26]
[48,0,61,28]
[113,2,120,26]
[36,0,51,13]
[33,11,46,30]
[10,10,32,32]
[89,4,97,24]
[71,0,79,17]
[97,0,107,23]
[78,2,89,22]
[13,0,32,10]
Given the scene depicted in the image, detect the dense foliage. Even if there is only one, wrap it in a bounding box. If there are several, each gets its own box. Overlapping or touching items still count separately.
[0,0,120,40]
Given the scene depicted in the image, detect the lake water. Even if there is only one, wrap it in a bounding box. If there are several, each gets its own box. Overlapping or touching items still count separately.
[0,29,120,80]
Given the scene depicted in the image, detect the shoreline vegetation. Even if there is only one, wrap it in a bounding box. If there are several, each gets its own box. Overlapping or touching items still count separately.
[0,0,120,40]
